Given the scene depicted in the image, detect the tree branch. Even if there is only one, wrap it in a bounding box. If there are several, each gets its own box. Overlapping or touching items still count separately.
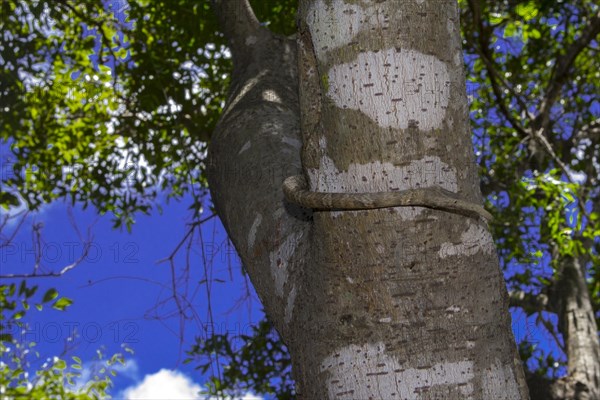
[535,10,600,135]
[0,211,29,249]
[155,213,217,264]
[509,290,549,313]
[0,241,91,279]
[574,118,600,143]
[210,0,262,58]
[206,17,310,344]
[551,256,600,398]
[468,0,530,139]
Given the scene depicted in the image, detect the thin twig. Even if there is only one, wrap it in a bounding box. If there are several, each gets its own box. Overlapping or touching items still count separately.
[154,213,217,264]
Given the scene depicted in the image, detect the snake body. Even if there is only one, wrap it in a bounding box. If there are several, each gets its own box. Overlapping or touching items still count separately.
[283,175,493,221]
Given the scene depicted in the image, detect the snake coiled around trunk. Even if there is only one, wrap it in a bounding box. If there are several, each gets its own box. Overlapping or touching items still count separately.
[283,175,493,221]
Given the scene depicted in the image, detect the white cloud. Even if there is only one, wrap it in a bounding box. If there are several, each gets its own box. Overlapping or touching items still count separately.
[120,369,201,399]
[117,368,263,400]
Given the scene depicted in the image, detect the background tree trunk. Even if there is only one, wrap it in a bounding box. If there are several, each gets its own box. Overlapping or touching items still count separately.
[209,0,529,398]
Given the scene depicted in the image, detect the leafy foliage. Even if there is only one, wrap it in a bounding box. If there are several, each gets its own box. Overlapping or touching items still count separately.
[0,342,127,399]
[0,280,129,398]
[184,319,294,399]
[0,281,73,343]
[1,0,231,229]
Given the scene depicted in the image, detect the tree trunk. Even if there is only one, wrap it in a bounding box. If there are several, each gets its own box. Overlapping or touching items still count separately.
[526,255,600,400]
[208,0,529,398]
[550,256,600,400]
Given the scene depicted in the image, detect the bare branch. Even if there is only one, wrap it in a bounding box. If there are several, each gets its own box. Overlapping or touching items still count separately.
[0,240,91,279]
[0,211,29,249]
[0,209,94,279]
[155,213,217,264]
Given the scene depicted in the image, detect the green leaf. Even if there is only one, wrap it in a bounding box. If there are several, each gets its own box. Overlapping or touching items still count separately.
[8,284,16,297]
[42,288,59,303]
[0,191,20,209]
[52,297,73,311]
[12,311,25,320]
[489,13,504,25]
[516,1,538,21]
[504,22,518,38]
[18,281,27,296]
[528,28,541,39]
[0,333,13,342]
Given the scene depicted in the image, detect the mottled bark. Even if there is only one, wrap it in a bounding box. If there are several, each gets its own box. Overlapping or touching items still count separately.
[291,1,528,398]
[207,1,310,342]
[550,257,600,400]
[208,0,530,398]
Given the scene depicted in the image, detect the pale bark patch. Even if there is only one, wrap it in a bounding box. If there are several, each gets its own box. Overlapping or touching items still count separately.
[319,136,327,149]
[238,140,252,155]
[327,49,450,130]
[321,342,475,399]
[454,52,462,67]
[438,223,495,258]
[282,136,301,149]
[224,73,265,118]
[306,0,389,62]
[307,0,363,57]
[481,359,521,399]
[269,231,304,297]
[247,213,262,250]
[273,206,286,219]
[265,120,283,135]
[284,285,297,325]
[446,20,463,66]
[445,305,461,314]
[308,155,458,193]
[392,207,427,220]
[262,89,282,103]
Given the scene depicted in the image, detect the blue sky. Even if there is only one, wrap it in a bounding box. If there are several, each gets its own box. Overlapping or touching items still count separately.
[0,191,266,398]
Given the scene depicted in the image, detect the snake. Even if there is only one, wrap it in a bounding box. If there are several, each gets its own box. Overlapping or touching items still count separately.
[283,174,493,221]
